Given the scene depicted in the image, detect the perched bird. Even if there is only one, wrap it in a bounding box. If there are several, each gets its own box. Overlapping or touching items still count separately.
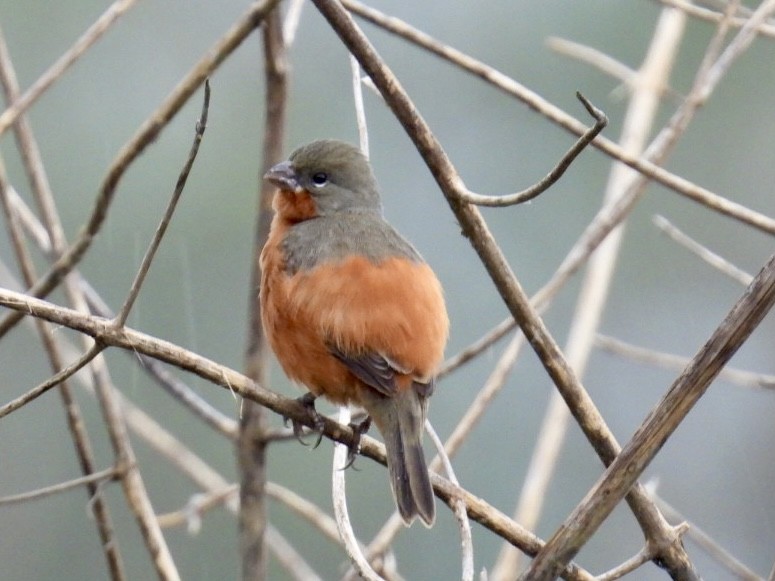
[260,139,449,527]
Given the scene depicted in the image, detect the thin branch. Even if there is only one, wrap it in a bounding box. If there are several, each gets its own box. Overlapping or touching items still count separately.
[596,334,775,390]
[595,539,678,581]
[653,214,754,286]
[351,55,370,156]
[5,185,52,251]
[546,37,638,87]
[332,407,382,581]
[113,80,210,327]
[157,485,238,531]
[0,0,140,136]
[282,0,306,45]
[0,342,104,419]
[656,0,775,38]
[427,422,474,581]
[0,0,283,340]
[524,251,775,579]
[90,357,181,580]
[0,467,119,506]
[438,317,514,377]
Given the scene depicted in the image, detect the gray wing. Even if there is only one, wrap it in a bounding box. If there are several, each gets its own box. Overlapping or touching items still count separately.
[329,345,435,399]
[329,346,398,396]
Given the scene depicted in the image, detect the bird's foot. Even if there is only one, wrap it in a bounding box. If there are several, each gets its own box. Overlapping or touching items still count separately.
[284,392,325,448]
[342,415,372,470]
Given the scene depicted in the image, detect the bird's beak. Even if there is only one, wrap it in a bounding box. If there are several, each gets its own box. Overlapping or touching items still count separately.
[264,160,303,193]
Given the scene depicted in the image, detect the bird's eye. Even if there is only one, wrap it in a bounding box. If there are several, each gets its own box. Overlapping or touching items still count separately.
[311,172,329,186]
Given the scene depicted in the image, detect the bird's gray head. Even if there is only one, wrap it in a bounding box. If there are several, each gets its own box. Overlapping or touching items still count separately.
[264,139,382,216]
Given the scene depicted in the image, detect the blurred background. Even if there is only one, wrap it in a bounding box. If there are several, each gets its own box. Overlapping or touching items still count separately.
[0,0,774,579]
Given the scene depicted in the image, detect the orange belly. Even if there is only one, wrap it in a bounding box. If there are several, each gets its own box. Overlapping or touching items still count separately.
[260,215,448,406]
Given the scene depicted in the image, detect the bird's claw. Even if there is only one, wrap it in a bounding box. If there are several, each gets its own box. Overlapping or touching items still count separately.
[342,416,372,470]
[284,393,325,448]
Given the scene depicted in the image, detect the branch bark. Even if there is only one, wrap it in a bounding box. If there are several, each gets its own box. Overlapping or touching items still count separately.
[524,251,775,579]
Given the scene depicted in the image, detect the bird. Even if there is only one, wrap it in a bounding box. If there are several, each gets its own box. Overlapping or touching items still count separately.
[260,139,449,527]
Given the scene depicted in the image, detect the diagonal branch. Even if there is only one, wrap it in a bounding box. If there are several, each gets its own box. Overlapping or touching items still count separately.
[525,251,775,579]
[113,80,210,327]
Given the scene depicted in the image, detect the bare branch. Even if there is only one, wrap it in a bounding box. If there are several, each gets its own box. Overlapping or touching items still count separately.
[309,2,697,577]
[239,5,289,579]
[351,56,370,156]
[0,342,104,419]
[653,215,754,286]
[333,407,382,581]
[113,80,210,327]
[157,485,238,531]
[596,545,657,581]
[0,32,126,575]
[656,0,775,38]
[596,334,775,390]
[495,7,688,578]
[0,467,119,506]
[546,37,638,87]
[427,422,474,581]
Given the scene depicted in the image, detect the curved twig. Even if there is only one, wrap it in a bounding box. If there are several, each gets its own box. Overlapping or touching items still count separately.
[456,93,607,207]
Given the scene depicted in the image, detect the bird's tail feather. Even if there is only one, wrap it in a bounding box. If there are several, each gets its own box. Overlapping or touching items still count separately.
[367,386,435,527]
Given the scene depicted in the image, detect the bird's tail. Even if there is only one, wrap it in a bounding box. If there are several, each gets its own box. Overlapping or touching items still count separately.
[365,385,435,527]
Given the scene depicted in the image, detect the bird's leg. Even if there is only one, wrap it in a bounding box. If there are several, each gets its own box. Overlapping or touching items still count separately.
[342,415,372,470]
[284,392,325,448]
